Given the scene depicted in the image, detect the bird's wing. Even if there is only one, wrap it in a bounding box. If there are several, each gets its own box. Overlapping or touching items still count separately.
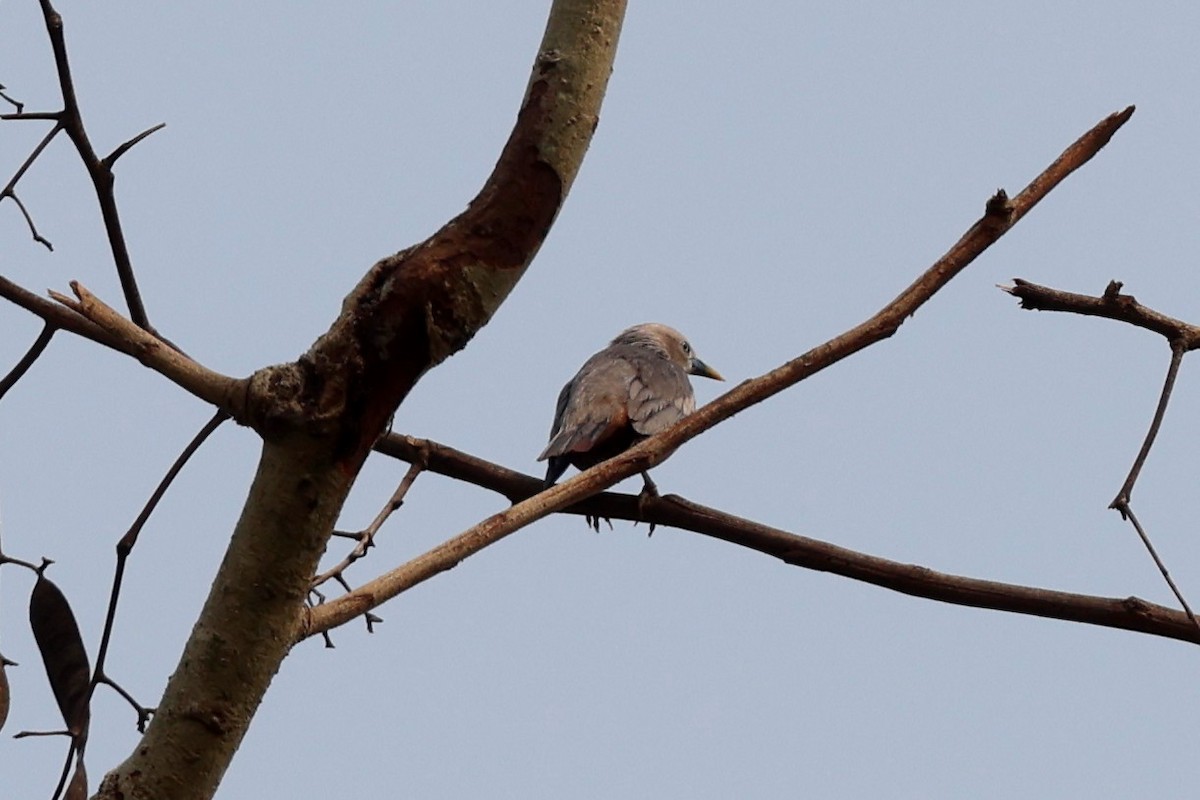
[538,352,637,461]
[627,353,695,436]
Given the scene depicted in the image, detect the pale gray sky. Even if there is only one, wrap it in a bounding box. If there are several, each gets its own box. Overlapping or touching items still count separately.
[4,2,1200,797]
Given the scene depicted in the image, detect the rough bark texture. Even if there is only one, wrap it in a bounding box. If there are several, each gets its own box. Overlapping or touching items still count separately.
[96,2,626,797]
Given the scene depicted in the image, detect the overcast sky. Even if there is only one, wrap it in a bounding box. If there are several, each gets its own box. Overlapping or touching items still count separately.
[4,2,1200,798]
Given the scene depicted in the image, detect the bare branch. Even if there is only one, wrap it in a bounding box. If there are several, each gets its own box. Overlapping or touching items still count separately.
[94,674,153,733]
[1111,502,1198,633]
[0,274,125,350]
[85,410,229,740]
[0,111,62,121]
[303,107,1136,637]
[7,192,54,250]
[311,461,424,590]
[0,83,24,113]
[48,282,248,415]
[1,121,63,249]
[1112,341,1186,509]
[1003,280,1200,629]
[0,322,55,401]
[30,0,157,328]
[1003,278,1200,347]
[103,122,166,169]
[364,433,1200,647]
[118,410,231,554]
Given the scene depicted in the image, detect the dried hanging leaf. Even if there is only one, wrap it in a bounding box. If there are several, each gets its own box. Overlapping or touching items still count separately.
[29,573,91,736]
[64,758,88,800]
[0,655,11,732]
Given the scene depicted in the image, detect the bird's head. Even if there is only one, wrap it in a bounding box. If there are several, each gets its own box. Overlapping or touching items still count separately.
[612,323,724,381]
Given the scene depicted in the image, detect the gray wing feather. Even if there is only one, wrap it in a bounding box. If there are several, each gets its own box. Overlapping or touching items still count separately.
[627,354,694,435]
[538,352,638,460]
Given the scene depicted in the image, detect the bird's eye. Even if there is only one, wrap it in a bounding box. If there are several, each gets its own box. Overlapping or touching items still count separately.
[682,341,692,355]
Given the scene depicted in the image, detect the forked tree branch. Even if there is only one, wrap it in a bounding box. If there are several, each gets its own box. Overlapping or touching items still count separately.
[34,0,159,330]
[1004,278,1200,634]
[302,106,1136,638]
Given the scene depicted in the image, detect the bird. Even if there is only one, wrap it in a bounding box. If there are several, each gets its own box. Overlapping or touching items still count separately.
[538,323,723,500]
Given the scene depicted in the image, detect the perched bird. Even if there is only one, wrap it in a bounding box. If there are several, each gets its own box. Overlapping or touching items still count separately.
[538,323,724,491]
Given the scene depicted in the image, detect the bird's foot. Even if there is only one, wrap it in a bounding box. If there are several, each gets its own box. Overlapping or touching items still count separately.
[636,472,659,536]
[585,514,614,532]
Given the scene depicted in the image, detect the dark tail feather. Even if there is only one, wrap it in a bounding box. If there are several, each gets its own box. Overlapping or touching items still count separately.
[543,456,569,488]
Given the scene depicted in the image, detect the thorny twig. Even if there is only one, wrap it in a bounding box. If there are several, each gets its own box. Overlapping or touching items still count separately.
[311,461,425,590]
[307,461,424,640]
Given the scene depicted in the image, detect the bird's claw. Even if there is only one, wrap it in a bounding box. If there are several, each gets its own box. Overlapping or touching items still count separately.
[636,478,658,536]
[585,514,614,532]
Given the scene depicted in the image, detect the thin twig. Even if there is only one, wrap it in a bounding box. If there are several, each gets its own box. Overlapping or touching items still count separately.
[2,121,62,193]
[311,461,424,589]
[0,322,55,401]
[0,83,24,113]
[118,409,230,552]
[34,0,154,329]
[0,111,60,121]
[103,122,166,169]
[49,741,76,800]
[95,674,153,732]
[7,192,54,250]
[1,121,63,249]
[1111,341,1186,509]
[88,410,229,733]
[1111,501,1200,632]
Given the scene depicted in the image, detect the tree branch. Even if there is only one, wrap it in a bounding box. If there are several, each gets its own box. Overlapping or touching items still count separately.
[0,322,55,402]
[1003,279,1200,635]
[1003,278,1200,348]
[302,107,1136,637]
[48,281,248,416]
[0,275,118,348]
[35,0,156,329]
[358,433,1200,646]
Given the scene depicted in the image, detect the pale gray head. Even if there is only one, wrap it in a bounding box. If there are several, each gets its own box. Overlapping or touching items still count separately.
[609,323,724,381]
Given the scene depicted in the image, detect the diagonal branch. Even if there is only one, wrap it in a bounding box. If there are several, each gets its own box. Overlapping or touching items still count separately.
[47,281,248,416]
[89,410,229,739]
[0,274,118,348]
[311,461,424,590]
[301,107,1136,638]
